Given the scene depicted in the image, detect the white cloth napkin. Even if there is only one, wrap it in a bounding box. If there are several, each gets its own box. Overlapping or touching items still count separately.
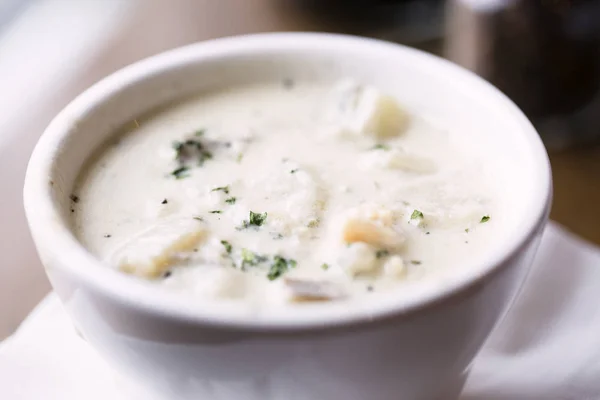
[1,222,600,400]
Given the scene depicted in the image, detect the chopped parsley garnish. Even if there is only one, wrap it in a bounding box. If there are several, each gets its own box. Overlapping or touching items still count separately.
[267,256,297,280]
[212,186,230,194]
[465,228,469,233]
[161,199,168,204]
[193,216,204,221]
[376,249,390,259]
[221,240,232,254]
[241,249,255,265]
[371,144,390,151]
[241,249,268,269]
[209,210,222,214]
[321,263,330,270]
[173,138,212,167]
[242,211,267,228]
[410,260,422,265]
[426,231,431,235]
[290,169,299,174]
[171,166,190,179]
[69,194,79,203]
[480,215,490,223]
[194,129,206,137]
[236,153,244,163]
[225,197,236,205]
[411,210,424,220]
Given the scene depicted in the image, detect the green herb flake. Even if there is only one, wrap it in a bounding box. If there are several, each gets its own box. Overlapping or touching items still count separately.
[236,153,244,163]
[211,186,230,195]
[290,169,299,174]
[321,263,330,270]
[268,256,297,281]
[171,166,190,179]
[376,249,390,259]
[480,215,491,223]
[241,248,255,266]
[248,211,267,226]
[209,210,222,214]
[410,260,422,265]
[193,216,204,221]
[371,144,390,151]
[173,138,212,167]
[198,151,213,166]
[194,129,206,137]
[241,249,268,269]
[410,210,424,220]
[465,228,470,233]
[221,240,232,254]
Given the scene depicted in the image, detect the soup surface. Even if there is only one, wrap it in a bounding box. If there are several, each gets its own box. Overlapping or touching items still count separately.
[73,79,499,306]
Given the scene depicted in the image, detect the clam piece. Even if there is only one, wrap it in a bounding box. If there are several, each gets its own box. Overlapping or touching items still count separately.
[112,218,207,279]
[343,218,405,250]
[283,278,347,301]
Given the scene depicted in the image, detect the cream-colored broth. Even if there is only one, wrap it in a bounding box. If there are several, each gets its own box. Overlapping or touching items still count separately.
[73,80,498,307]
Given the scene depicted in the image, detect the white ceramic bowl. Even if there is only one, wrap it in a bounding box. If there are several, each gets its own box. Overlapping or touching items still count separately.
[23,33,551,400]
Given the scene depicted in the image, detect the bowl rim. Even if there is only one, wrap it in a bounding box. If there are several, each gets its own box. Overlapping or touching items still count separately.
[23,32,552,332]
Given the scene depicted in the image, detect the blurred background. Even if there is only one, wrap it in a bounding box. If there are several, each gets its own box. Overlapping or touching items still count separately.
[0,0,598,339]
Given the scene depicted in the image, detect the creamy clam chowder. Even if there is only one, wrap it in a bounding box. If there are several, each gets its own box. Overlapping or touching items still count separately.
[73,79,498,306]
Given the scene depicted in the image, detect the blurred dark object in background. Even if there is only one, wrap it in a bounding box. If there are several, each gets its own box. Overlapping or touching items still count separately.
[286,0,445,49]
[447,0,600,150]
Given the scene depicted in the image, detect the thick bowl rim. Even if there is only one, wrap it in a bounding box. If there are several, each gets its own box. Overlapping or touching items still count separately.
[23,32,552,332]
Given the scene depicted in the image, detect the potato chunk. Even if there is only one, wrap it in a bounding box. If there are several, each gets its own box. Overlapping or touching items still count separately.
[338,242,378,276]
[328,80,408,138]
[383,256,406,279]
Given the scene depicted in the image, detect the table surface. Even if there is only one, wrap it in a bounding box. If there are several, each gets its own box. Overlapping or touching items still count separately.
[550,147,600,245]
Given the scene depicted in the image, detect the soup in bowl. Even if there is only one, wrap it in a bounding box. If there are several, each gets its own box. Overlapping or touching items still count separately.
[24,33,551,400]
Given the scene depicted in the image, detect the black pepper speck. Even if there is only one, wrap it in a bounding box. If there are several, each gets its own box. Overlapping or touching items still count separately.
[161,199,168,204]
